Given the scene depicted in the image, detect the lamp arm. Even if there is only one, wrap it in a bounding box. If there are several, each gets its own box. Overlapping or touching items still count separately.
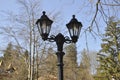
[47,35,72,43]
[47,35,56,42]
[46,33,73,51]
[65,36,72,44]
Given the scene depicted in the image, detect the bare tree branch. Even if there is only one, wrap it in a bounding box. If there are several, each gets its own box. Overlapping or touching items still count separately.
[101,3,120,6]
[90,0,100,29]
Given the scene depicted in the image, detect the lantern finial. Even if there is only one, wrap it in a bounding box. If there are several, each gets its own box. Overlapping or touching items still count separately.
[43,11,46,15]
[72,15,75,18]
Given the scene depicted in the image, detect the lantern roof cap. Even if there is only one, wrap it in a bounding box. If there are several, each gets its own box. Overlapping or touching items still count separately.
[66,15,82,28]
[36,11,53,24]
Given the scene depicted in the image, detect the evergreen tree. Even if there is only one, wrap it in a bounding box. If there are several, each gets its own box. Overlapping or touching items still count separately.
[95,18,120,80]
[3,43,13,62]
[64,43,78,80]
[0,43,28,80]
[78,49,94,80]
[38,47,57,79]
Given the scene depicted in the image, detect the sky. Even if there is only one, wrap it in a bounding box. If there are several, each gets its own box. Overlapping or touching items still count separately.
[1,0,119,55]
[0,0,104,53]
[40,0,103,51]
[0,0,17,48]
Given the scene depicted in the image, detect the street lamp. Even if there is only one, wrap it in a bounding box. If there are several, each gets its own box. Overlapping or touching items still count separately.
[36,11,82,80]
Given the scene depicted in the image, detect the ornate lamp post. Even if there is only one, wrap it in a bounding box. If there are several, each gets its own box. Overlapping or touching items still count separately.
[36,11,82,80]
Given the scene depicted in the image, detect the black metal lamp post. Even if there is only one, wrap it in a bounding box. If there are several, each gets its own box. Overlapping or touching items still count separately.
[36,11,82,80]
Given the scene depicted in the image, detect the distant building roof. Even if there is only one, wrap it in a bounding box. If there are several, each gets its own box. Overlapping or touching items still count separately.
[6,63,16,73]
[0,60,3,67]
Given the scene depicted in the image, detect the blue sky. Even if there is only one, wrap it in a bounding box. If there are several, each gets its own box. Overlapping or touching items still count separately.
[0,0,104,53]
[36,0,105,51]
[0,0,18,12]
[45,0,107,52]
[1,0,119,54]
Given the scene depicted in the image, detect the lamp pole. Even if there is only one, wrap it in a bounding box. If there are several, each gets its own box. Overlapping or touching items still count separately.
[36,11,82,80]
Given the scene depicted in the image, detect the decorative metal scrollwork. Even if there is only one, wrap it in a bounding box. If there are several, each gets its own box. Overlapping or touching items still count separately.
[48,35,56,42]
[65,36,72,44]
